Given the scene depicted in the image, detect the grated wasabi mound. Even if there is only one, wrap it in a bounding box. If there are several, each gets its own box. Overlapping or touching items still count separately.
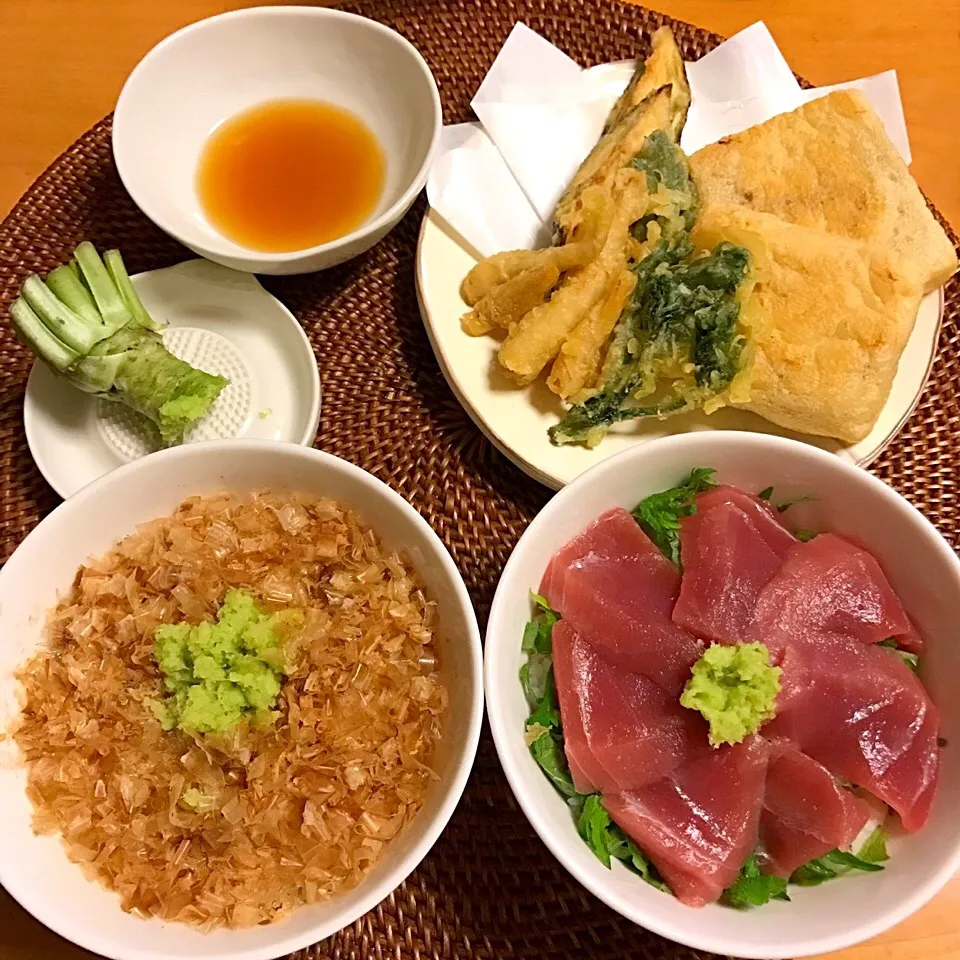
[151,588,302,734]
[680,642,781,747]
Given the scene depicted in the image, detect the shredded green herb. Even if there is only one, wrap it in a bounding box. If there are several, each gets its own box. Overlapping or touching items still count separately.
[790,827,889,886]
[631,466,716,566]
[878,638,920,673]
[724,855,790,908]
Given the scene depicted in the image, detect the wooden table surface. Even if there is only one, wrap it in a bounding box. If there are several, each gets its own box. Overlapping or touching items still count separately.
[0,2,958,959]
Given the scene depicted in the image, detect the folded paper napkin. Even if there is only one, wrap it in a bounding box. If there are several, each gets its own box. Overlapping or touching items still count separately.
[426,21,910,258]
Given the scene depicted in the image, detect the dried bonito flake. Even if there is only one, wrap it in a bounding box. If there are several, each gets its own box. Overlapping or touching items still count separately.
[14,491,448,928]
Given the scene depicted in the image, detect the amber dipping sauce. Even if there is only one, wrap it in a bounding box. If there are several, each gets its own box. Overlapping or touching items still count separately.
[197,99,386,253]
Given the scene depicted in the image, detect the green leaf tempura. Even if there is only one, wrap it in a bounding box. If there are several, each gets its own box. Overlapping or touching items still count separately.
[549,132,752,448]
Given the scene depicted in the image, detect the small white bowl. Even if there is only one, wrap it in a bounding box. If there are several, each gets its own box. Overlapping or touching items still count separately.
[0,441,482,960]
[485,431,960,959]
[113,7,441,275]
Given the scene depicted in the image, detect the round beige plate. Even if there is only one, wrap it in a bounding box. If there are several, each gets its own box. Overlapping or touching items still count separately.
[416,208,944,490]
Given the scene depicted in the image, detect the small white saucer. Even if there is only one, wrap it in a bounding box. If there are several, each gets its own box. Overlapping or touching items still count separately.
[24,259,321,499]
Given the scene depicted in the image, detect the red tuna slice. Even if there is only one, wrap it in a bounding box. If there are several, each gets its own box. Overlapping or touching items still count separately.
[690,485,795,555]
[673,488,795,644]
[747,533,921,654]
[760,741,870,877]
[561,552,702,694]
[551,620,616,794]
[540,507,658,611]
[551,621,708,793]
[547,513,701,693]
[604,736,769,906]
[763,638,939,830]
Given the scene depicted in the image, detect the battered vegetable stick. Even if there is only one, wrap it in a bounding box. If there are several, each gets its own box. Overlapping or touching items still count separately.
[461,264,561,336]
[461,188,613,306]
[554,88,674,242]
[547,269,637,398]
[499,171,652,384]
[603,26,690,139]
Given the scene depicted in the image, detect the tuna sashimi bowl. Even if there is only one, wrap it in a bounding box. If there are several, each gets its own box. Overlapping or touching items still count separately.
[485,433,960,959]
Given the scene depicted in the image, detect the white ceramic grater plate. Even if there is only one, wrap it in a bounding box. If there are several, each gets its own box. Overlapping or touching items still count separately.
[23,259,321,499]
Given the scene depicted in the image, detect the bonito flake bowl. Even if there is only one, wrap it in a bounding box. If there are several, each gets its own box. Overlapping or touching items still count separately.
[484,431,960,959]
[0,441,482,960]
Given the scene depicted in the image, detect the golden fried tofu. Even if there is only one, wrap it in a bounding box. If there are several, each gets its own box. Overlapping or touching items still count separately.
[693,205,923,443]
[689,91,957,294]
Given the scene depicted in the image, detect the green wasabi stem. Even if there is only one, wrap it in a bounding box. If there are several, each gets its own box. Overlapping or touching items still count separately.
[681,642,781,747]
[21,275,103,354]
[45,265,101,326]
[9,242,229,446]
[103,249,156,329]
[87,324,227,445]
[10,298,79,372]
[74,241,132,336]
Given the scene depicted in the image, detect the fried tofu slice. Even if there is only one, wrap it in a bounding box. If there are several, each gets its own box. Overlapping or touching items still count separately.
[689,91,958,294]
[693,204,923,443]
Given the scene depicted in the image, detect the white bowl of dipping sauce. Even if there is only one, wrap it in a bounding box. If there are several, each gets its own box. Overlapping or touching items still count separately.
[113,7,441,275]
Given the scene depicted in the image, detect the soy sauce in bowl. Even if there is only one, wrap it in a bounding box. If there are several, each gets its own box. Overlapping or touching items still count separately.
[196,98,386,253]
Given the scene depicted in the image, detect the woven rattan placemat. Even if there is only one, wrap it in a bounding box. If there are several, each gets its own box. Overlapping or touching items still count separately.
[0,0,957,957]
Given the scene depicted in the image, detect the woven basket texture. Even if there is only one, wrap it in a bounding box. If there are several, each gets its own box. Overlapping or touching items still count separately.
[0,1,957,957]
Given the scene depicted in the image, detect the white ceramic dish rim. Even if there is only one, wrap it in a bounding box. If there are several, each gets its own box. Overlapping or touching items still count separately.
[0,440,484,960]
[112,6,442,265]
[483,431,960,959]
[22,264,324,501]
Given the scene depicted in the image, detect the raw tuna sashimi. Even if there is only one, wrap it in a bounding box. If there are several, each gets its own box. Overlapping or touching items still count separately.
[747,533,921,655]
[540,507,652,609]
[551,621,710,792]
[763,637,939,830]
[604,736,769,906]
[550,620,615,794]
[542,509,701,693]
[760,741,870,877]
[673,487,795,644]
